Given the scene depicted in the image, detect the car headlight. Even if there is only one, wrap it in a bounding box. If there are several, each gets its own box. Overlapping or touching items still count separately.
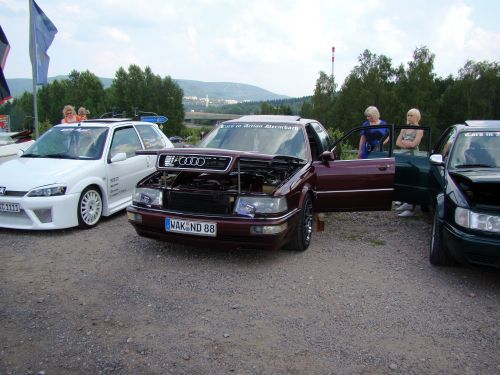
[235,196,287,217]
[27,186,66,197]
[455,207,500,233]
[133,187,162,207]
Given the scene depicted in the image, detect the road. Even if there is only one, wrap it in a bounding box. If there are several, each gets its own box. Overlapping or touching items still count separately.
[1,209,499,374]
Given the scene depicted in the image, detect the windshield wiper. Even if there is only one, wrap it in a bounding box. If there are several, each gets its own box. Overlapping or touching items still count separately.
[454,164,495,168]
[44,153,75,159]
[21,153,43,158]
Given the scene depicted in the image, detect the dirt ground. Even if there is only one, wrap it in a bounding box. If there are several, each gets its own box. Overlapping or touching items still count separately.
[1,209,499,374]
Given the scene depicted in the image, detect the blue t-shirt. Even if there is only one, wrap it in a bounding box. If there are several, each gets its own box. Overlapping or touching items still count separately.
[360,120,388,158]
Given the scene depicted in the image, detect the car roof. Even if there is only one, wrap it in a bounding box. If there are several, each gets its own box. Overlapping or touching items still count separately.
[224,115,314,126]
[53,118,158,128]
[452,120,500,132]
[464,120,500,128]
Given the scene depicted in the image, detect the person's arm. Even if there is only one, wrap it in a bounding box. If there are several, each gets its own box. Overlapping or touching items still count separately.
[358,134,366,159]
[395,130,405,148]
[407,129,424,148]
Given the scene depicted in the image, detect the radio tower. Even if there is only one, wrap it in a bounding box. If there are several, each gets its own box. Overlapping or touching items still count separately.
[331,46,335,80]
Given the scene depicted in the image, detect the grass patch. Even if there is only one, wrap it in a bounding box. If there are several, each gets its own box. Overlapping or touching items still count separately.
[369,239,386,246]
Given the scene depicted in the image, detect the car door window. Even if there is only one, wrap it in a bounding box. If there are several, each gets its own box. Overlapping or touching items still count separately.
[435,127,457,160]
[135,125,166,150]
[310,122,332,152]
[109,127,143,159]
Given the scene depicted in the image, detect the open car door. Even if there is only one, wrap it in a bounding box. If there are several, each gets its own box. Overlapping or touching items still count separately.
[313,124,395,212]
[392,125,433,207]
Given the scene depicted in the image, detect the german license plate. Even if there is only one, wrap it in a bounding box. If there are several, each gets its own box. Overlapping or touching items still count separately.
[0,202,20,212]
[165,218,217,237]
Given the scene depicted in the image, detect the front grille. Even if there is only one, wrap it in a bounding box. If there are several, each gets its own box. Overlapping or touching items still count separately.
[158,154,232,171]
[166,191,234,214]
[0,191,27,197]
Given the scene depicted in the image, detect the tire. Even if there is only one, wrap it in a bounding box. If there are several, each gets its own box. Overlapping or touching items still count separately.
[287,194,313,251]
[429,207,453,266]
[77,186,103,229]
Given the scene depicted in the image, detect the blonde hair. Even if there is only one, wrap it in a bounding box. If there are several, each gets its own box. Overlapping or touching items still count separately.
[407,108,421,124]
[78,107,90,116]
[364,106,380,121]
[63,105,75,116]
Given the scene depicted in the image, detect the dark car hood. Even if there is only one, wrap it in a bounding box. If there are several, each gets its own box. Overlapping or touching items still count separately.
[450,169,500,184]
[450,169,500,207]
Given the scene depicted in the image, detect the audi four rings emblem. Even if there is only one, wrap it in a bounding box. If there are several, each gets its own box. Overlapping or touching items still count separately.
[178,156,206,167]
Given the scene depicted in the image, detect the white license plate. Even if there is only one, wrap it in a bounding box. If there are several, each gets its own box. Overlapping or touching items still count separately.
[0,202,20,213]
[165,218,217,237]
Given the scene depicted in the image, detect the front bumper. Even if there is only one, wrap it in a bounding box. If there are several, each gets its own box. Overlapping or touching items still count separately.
[443,223,500,268]
[126,205,300,251]
[0,194,80,230]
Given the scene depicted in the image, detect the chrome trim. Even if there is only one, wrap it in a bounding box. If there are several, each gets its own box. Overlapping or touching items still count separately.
[129,204,299,221]
[157,153,233,172]
[316,188,394,194]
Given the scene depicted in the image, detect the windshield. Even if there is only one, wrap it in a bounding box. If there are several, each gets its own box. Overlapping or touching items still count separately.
[449,131,500,168]
[198,123,307,160]
[23,126,109,160]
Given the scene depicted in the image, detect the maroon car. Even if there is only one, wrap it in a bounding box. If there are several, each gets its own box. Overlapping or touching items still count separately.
[126,115,395,251]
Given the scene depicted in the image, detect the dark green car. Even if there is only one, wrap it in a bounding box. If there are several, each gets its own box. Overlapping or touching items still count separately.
[331,120,500,268]
[425,121,500,268]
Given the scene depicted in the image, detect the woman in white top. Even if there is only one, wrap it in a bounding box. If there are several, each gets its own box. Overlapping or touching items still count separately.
[395,108,424,217]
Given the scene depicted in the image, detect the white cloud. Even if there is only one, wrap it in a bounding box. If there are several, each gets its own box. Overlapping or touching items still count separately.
[103,27,131,43]
[1,0,499,97]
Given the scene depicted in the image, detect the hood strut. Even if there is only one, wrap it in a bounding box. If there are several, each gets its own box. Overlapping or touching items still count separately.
[237,159,241,194]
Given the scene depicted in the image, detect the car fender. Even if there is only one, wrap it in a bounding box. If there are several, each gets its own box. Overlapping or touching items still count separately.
[67,177,108,214]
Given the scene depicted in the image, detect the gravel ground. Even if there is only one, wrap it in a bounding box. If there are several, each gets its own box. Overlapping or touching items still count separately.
[0,208,499,375]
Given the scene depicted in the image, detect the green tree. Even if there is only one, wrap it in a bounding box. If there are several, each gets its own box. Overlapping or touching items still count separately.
[310,71,335,129]
[394,46,439,138]
[107,65,185,135]
[331,50,397,133]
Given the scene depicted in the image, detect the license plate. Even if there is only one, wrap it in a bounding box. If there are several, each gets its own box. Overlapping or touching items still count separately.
[165,218,217,237]
[0,202,20,212]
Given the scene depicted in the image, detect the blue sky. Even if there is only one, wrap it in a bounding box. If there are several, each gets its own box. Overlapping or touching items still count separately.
[1,0,499,97]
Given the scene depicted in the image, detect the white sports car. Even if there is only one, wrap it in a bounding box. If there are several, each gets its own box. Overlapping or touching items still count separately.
[0,130,35,164]
[0,119,173,230]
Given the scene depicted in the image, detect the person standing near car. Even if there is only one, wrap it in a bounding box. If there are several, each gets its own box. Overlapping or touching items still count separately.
[61,105,79,123]
[357,106,389,159]
[395,108,424,217]
[396,108,423,152]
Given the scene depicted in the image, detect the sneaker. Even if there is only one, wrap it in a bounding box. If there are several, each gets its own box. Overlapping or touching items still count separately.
[398,210,415,217]
[396,202,414,211]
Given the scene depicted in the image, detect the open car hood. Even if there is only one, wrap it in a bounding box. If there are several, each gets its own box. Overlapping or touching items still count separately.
[450,169,500,207]
[450,169,500,184]
[137,148,306,196]
[138,147,305,174]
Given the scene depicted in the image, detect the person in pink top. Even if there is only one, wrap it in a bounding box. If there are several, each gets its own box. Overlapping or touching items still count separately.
[61,105,78,123]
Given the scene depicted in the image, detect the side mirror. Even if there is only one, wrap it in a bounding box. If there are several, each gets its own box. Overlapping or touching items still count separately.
[429,154,444,166]
[17,149,25,156]
[110,152,127,163]
[319,150,334,162]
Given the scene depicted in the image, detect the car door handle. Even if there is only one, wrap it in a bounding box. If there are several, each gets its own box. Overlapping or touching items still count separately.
[378,164,391,171]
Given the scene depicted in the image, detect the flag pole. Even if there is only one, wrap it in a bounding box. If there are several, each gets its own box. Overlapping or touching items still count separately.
[29,0,39,139]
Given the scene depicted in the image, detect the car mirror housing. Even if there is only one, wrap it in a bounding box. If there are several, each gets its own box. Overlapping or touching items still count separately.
[429,154,444,165]
[319,150,334,162]
[17,149,25,156]
[110,152,127,163]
